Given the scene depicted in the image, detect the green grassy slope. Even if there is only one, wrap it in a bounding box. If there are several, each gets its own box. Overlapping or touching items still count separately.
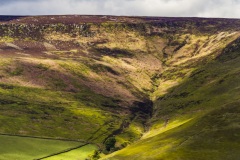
[0,82,123,143]
[44,144,98,160]
[0,135,84,160]
[102,38,240,159]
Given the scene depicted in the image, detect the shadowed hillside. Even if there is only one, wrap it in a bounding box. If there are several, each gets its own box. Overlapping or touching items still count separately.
[0,15,239,159]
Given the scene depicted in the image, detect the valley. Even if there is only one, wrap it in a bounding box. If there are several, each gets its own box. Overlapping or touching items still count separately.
[0,15,239,159]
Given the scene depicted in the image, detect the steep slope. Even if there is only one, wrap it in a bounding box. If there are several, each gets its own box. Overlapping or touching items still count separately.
[0,16,240,159]
[103,31,240,159]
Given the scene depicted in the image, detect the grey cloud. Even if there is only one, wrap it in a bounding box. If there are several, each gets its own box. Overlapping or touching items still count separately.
[0,0,239,18]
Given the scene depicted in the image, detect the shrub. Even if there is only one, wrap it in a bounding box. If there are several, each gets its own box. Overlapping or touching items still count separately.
[105,137,116,151]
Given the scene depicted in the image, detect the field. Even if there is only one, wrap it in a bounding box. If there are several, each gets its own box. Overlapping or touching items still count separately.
[44,144,98,160]
[0,134,96,160]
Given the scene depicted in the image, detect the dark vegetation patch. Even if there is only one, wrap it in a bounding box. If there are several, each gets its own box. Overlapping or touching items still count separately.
[130,99,153,119]
[74,90,121,111]
[0,23,92,40]
[217,37,240,62]
[93,47,134,58]
[0,83,14,89]
[90,63,120,75]
[0,16,26,22]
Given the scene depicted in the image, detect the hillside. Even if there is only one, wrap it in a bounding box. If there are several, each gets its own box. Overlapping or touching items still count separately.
[0,15,239,159]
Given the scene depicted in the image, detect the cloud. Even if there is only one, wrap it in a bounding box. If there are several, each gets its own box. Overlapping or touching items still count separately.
[0,0,239,18]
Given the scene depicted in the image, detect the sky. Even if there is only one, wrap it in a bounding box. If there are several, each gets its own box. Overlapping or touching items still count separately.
[0,0,239,18]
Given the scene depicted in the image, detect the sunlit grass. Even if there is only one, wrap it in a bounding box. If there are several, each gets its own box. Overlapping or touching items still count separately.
[0,135,82,160]
[44,144,98,160]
